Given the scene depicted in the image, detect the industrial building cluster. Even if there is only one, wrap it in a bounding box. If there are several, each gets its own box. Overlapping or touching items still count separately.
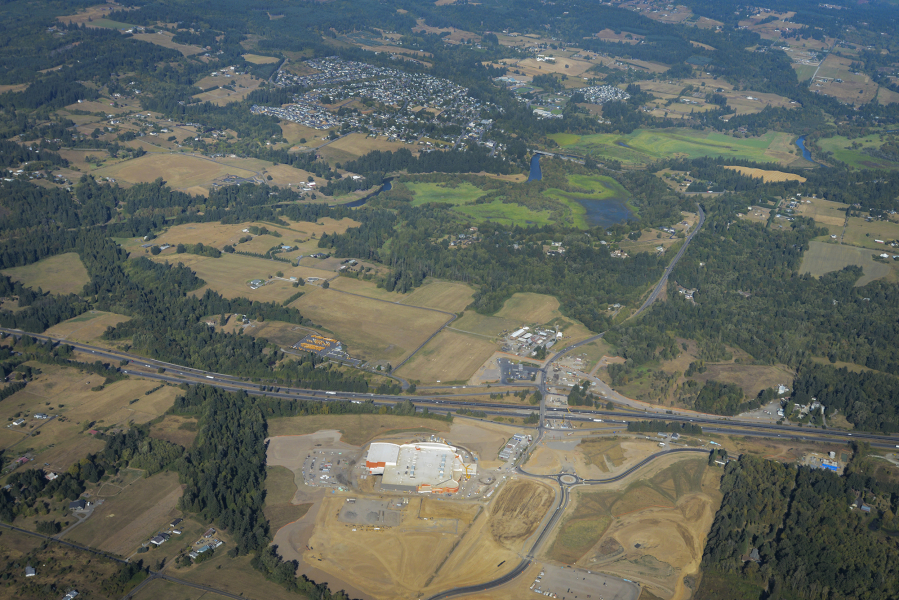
[501,325,563,357]
[365,440,477,494]
[251,57,500,146]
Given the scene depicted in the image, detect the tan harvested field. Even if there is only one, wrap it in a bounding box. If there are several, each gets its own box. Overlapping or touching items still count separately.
[0,83,28,94]
[490,292,596,346]
[178,554,318,600]
[1,252,89,295]
[92,152,259,192]
[330,278,475,313]
[132,31,204,56]
[513,57,595,77]
[795,196,849,227]
[800,241,893,286]
[397,329,497,383]
[843,217,899,250]
[149,413,199,447]
[548,457,722,600]
[281,121,333,145]
[243,53,280,64]
[127,216,360,256]
[131,578,206,600]
[193,73,262,105]
[723,165,806,182]
[44,310,130,341]
[56,4,132,26]
[0,364,179,464]
[268,415,451,446]
[413,18,481,44]
[291,286,450,362]
[877,86,899,106]
[165,254,329,304]
[318,133,417,162]
[689,363,795,399]
[66,471,183,556]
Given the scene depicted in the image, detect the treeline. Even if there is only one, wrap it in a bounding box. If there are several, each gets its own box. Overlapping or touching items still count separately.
[0,139,68,168]
[626,420,702,434]
[791,363,899,433]
[697,454,899,600]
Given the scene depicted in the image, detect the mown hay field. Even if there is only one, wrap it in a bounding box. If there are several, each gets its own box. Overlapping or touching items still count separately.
[800,241,893,286]
[290,286,450,362]
[723,165,806,182]
[548,129,799,167]
[1,252,89,295]
[396,329,497,383]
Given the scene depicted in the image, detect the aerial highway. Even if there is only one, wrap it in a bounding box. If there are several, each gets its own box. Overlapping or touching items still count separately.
[3,327,897,450]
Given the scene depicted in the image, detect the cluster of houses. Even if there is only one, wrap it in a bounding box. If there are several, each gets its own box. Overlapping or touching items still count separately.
[252,57,498,146]
[189,527,224,559]
[579,85,631,105]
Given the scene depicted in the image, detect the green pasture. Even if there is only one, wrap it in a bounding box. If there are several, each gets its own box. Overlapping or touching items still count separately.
[454,199,553,227]
[815,134,899,170]
[406,182,487,206]
[548,129,796,166]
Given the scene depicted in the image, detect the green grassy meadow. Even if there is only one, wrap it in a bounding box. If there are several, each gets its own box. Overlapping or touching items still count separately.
[454,199,554,226]
[815,134,899,169]
[548,129,797,167]
[406,182,488,206]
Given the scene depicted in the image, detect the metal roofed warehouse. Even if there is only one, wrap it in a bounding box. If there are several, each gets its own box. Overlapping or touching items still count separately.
[365,441,476,494]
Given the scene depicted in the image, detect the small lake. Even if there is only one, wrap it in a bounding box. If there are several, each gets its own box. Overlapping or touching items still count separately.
[796,135,826,167]
[530,154,632,227]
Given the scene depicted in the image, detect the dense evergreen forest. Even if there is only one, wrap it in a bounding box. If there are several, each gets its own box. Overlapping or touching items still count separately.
[697,454,899,600]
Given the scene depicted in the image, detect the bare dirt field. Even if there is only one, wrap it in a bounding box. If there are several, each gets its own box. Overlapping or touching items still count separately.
[43,310,130,341]
[268,417,451,448]
[243,53,280,64]
[448,419,524,469]
[723,165,806,182]
[1,252,89,295]
[527,438,658,480]
[397,329,497,384]
[555,458,723,600]
[66,471,183,556]
[488,479,555,552]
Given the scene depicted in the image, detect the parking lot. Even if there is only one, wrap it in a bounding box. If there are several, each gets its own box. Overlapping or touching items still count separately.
[302,449,356,488]
[499,358,541,384]
[530,565,639,600]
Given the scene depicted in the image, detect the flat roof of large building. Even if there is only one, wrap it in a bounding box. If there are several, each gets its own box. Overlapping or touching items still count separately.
[368,441,475,493]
